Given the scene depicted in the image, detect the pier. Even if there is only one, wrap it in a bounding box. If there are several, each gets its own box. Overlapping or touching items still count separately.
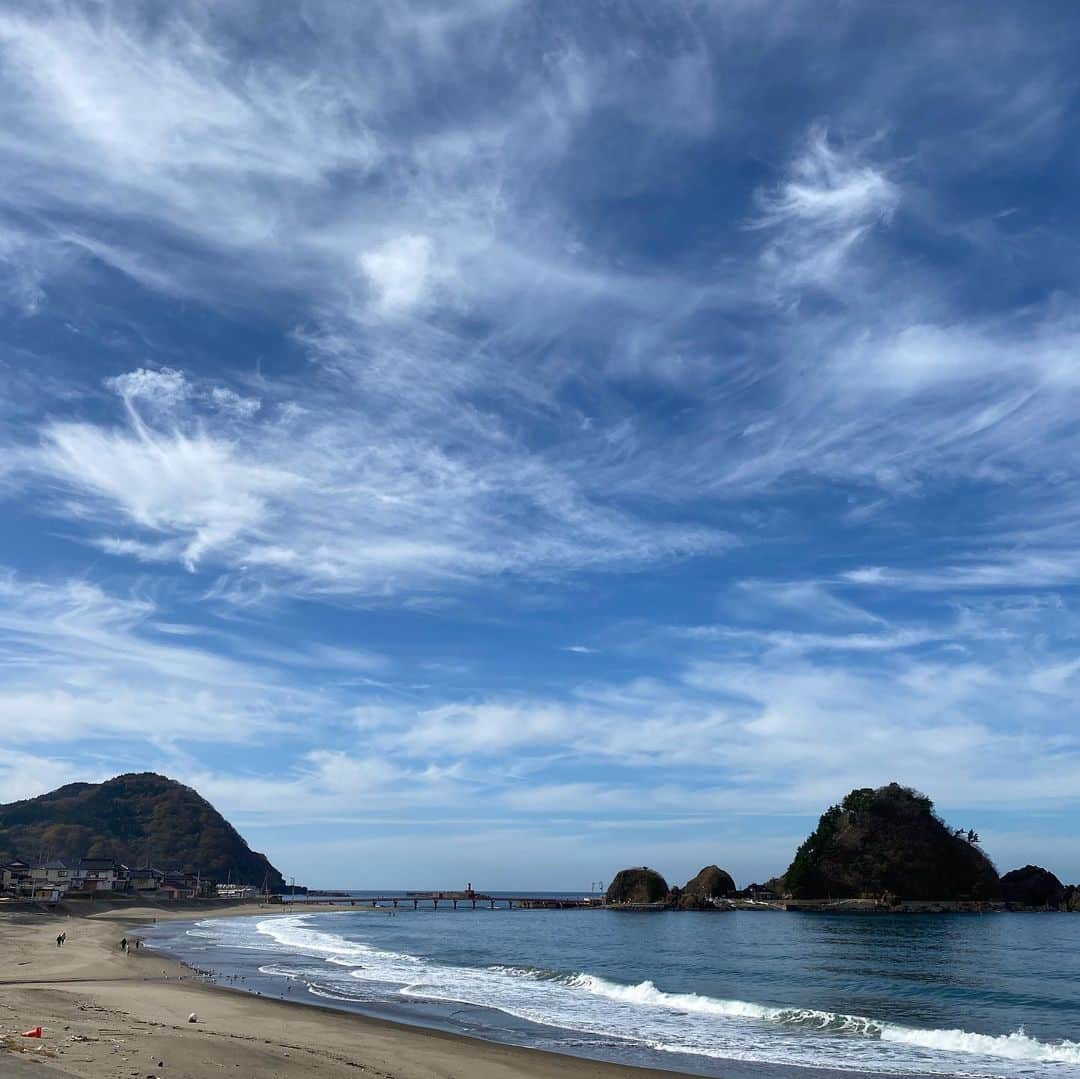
[284,892,605,911]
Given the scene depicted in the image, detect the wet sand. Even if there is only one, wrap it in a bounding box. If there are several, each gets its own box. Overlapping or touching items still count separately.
[0,908,695,1079]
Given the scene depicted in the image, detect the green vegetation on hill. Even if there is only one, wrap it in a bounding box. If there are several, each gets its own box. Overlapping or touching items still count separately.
[1001,865,1066,908]
[606,866,669,904]
[675,865,736,908]
[783,783,1001,901]
[0,772,284,890]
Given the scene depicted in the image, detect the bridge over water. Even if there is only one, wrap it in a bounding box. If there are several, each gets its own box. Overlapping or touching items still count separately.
[285,892,605,910]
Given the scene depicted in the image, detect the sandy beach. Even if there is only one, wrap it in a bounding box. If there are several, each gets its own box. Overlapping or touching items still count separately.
[0,906,692,1079]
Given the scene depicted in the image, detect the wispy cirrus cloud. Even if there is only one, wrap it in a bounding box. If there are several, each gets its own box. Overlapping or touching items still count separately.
[0,0,714,321]
[753,125,899,295]
[23,365,725,595]
[844,550,1080,592]
[4,1,1076,601]
[0,570,322,745]
[38,411,292,572]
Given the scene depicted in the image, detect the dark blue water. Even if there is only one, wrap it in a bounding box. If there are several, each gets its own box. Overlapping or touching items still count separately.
[148,905,1080,1078]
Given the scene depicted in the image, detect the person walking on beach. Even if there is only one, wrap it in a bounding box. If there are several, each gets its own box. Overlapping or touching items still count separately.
[56,933,63,948]
[60,931,66,946]
[120,937,128,952]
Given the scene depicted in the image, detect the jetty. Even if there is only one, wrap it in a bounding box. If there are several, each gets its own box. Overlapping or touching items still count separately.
[285,891,604,911]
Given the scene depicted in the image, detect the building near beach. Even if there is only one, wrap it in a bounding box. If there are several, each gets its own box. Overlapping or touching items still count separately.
[1,856,219,900]
[129,864,166,894]
[28,860,75,899]
[217,883,259,900]
[71,858,123,893]
[37,860,73,886]
[1,859,32,895]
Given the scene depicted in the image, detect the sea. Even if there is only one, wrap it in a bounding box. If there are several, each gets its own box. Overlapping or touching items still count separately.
[145,894,1080,1079]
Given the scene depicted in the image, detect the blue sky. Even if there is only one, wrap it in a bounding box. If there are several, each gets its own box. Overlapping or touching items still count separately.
[1,1,1079,890]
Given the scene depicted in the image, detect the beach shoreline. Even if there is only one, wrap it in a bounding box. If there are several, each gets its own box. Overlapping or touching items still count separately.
[0,907,699,1079]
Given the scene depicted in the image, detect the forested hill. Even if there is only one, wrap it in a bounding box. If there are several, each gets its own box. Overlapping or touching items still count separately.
[0,772,284,890]
[783,783,1001,901]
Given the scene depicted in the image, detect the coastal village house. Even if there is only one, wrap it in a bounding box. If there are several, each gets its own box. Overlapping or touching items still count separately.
[39,860,73,886]
[1,858,221,902]
[1,859,32,895]
[162,871,215,899]
[0,859,74,900]
[31,860,75,900]
[27,860,74,900]
[129,864,166,893]
[72,858,123,893]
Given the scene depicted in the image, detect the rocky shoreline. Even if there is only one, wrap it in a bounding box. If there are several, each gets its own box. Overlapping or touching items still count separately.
[603,784,1080,914]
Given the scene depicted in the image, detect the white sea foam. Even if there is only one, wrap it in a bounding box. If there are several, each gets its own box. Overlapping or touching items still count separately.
[569,972,885,1032]
[205,914,1080,1078]
[255,915,419,966]
[881,1024,1080,1066]
[570,973,1080,1067]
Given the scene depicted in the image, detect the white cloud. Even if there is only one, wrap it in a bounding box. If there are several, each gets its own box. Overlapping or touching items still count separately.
[24,366,724,594]
[0,221,51,314]
[838,317,1080,395]
[689,625,946,655]
[680,651,1080,810]
[209,386,261,419]
[0,4,383,270]
[843,550,1080,592]
[106,367,190,412]
[177,751,475,824]
[0,1,706,325]
[754,125,899,293]
[4,560,1080,882]
[0,750,100,803]
[0,570,324,746]
[10,8,1075,606]
[0,0,739,598]
[385,699,580,757]
[37,417,293,570]
[1,7,1074,559]
[359,233,437,316]
[757,126,898,231]
[103,370,261,423]
[724,580,884,627]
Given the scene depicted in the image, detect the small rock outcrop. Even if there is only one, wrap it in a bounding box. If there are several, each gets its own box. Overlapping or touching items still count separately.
[605,867,669,905]
[677,865,736,908]
[783,783,1002,901]
[1001,865,1066,908]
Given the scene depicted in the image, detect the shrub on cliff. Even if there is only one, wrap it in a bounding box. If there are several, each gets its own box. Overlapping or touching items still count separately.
[783,783,1001,901]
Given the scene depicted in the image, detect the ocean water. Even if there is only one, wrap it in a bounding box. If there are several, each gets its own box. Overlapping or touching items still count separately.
[148,902,1080,1079]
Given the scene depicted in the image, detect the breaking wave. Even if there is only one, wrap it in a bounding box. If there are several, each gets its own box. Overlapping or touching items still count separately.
[569,974,1080,1067]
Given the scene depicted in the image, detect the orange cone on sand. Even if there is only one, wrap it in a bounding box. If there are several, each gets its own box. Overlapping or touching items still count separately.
[21,1026,43,1037]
